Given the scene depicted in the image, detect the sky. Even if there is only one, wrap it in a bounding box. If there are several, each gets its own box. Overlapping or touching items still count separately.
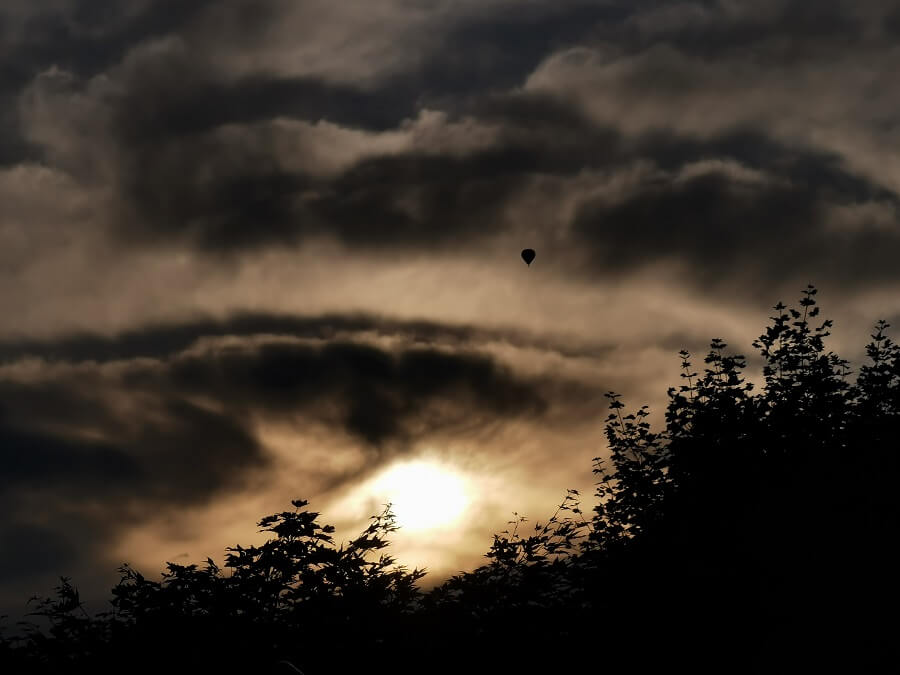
[2,0,900,624]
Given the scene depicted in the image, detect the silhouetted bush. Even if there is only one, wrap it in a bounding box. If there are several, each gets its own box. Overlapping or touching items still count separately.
[2,287,897,673]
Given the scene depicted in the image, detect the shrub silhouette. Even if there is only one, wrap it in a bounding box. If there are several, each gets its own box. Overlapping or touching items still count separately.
[1,286,897,673]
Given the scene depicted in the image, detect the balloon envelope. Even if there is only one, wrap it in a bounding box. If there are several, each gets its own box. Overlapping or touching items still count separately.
[521,248,536,266]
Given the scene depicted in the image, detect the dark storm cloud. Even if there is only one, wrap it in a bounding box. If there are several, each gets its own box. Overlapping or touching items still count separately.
[307,148,539,249]
[0,378,266,505]
[0,424,142,493]
[0,332,557,592]
[8,0,895,301]
[159,340,547,445]
[105,84,623,250]
[399,1,633,108]
[0,442,129,586]
[572,133,900,289]
[104,0,632,138]
[0,318,564,617]
[72,45,623,250]
[5,0,900,286]
[0,311,616,364]
[0,367,267,617]
[6,0,637,248]
[0,101,39,166]
[116,75,415,140]
[0,511,114,611]
[885,6,900,35]
[0,328,550,478]
[4,1,212,78]
[0,0,221,166]
[0,522,83,579]
[610,0,870,58]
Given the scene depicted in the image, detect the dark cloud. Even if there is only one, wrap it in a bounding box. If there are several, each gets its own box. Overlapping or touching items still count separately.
[612,0,870,59]
[578,169,818,275]
[1,1,218,81]
[150,339,548,445]
[7,0,893,299]
[100,0,630,138]
[571,133,900,292]
[0,1,220,166]
[0,333,548,476]
[110,68,418,143]
[0,372,266,620]
[307,150,530,249]
[100,92,896,301]
[0,381,267,505]
[107,86,622,250]
[5,1,633,248]
[0,100,39,166]
[121,157,314,251]
[0,316,564,621]
[0,310,588,512]
[0,317,574,513]
[0,424,142,493]
[0,311,616,364]
[0,509,117,623]
[400,1,633,108]
[886,6,900,35]
[0,522,81,579]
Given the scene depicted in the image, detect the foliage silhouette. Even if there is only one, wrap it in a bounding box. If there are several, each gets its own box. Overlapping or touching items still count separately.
[1,286,897,673]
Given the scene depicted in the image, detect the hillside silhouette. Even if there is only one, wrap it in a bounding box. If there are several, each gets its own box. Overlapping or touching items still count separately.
[1,286,897,673]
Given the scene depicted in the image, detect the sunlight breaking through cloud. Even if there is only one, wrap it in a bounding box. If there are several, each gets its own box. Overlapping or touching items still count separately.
[356,460,472,534]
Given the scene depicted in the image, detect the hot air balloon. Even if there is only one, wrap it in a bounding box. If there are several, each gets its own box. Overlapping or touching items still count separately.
[521,249,536,266]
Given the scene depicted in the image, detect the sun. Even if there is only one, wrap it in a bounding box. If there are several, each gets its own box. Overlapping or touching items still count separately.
[369,460,471,533]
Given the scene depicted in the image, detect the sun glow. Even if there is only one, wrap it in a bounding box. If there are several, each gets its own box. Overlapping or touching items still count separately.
[369,460,471,533]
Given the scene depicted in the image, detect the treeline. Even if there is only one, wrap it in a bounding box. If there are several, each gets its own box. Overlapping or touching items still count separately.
[1,287,897,673]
